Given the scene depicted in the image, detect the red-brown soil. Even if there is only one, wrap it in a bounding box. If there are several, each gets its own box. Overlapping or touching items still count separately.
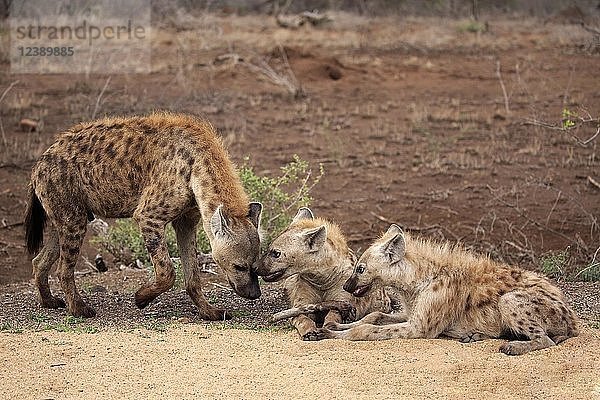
[1,13,599,398]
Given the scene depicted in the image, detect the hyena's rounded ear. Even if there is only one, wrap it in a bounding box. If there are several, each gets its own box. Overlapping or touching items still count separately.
[211,205,230,237]
[302,225,326,252]
[247,202,262,229]
[386,224,404,237]
[382,224,405,264]
[292,207,314,223]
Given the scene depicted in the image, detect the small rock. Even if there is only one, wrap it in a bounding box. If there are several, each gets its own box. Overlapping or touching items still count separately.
[20,118,38,132]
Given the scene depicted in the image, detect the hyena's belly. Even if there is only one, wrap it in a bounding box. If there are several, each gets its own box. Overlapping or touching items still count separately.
[445,305,504,339]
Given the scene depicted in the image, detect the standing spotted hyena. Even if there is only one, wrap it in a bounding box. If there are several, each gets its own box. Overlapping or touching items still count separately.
[24,112,263,319]
[318,224,579,355]
[255,208,403,340]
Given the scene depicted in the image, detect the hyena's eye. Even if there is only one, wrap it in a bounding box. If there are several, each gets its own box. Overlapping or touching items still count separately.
[356,263,366,274]
[269,249,281,259]
[233,264,247,272]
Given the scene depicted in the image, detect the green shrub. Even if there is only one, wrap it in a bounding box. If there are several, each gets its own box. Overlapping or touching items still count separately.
[539,247,600,282]
[539,250,569,280]
[91,155,323,266]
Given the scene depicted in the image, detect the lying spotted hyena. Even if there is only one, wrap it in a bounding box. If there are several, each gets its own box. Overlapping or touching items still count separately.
[318,224,579,355]
[24,112,262,319]
[255,208,403,340]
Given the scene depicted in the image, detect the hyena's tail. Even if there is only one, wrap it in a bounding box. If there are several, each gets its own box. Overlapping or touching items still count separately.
[25,186,46,255]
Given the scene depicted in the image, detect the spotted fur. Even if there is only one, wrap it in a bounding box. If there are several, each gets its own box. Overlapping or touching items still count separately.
[319,224,579,355]
[24,112,263,319]
[255,208,402,340]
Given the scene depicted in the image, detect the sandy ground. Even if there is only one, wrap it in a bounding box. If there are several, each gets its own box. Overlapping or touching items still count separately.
[1,326,599,400]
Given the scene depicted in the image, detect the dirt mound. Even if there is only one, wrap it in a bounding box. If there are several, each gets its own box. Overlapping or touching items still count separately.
[270,46,348,81]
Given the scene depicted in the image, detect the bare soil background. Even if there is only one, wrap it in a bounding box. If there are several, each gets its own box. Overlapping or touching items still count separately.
[1,9,600,399]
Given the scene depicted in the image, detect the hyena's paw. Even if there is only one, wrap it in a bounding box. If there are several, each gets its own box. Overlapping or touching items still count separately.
[499,340,532,356]
[308,328,335,341]
[199,306,232,321]
[69,304,97,318]
[134,288,157,309]
[459,332,489,343]
[40,295,66,309]
[302,330,324,341]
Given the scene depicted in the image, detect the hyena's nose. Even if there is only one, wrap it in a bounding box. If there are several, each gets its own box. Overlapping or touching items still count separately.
[343,275,358,293]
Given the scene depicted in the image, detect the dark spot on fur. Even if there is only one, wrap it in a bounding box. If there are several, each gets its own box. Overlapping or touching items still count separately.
[431,283,440,292]
[511,312,517,317]
[105,143,116,158]
[186,155,195,167]
[67,246,80,256]
[146,236,161,254]
[124,136,134,151]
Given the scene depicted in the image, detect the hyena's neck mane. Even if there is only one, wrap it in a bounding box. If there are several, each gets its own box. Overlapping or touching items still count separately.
[387,233,492,285]
[163,113,249,219]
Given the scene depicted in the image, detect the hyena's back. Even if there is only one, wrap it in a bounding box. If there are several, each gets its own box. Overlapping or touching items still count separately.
[31,112,241,219]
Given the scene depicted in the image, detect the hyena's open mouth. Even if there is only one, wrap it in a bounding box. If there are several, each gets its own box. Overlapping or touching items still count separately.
[262,269,286,282]
[352,285,372,297]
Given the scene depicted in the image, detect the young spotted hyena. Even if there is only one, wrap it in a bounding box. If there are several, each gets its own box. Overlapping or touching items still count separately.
[255,208,402,340]
[318,224,579,355]
[24,112,263,319]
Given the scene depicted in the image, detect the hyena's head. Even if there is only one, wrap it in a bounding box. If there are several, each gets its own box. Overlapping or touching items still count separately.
[210,202,263,300]
[255,207,346,282]
[343,224,406,297]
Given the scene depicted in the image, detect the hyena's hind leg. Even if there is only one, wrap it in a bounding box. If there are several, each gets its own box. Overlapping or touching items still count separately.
[32,228,65,309]
[498,291,563,355]
[56,216,96,318]
[172,209,230,321]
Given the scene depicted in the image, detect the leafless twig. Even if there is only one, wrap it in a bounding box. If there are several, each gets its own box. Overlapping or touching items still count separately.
[0,80,20,146]
[495,61,510,114]
[91,77,111,120]
[522,112,599,146]
[486,185,585,250]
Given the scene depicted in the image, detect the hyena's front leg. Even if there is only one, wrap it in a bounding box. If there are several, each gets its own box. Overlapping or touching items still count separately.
[173,210,230,320]
[319,289,451,341]
[133,214,175,309]
[323,310,343,329]
[292,314,321,341]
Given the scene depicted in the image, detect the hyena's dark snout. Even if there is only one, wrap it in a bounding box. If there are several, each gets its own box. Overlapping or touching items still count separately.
[232,270,261,300]
[343,274,359,293]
